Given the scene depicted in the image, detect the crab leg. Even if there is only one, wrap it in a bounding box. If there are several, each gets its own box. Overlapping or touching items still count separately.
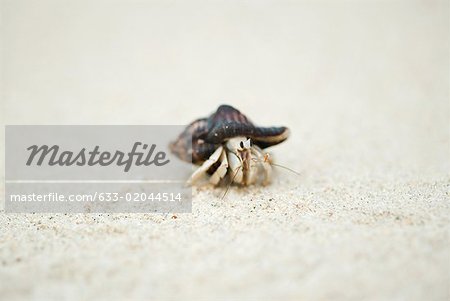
[209,150,228,185]
[251,146,272,185]
[188,146,224,185]
[227,151,243,184]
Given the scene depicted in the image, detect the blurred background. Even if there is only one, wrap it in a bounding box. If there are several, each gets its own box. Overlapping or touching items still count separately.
[2,0,449,177]
[2,0,448,175]
[1,0,449,300]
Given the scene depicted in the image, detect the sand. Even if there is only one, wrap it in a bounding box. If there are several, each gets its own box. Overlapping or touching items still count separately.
[1,1,449,300]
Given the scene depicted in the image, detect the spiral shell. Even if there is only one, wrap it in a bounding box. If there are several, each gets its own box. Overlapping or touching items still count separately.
[170,105,289,164]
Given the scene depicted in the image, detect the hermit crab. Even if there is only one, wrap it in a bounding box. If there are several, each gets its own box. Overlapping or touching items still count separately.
[170,105,290,186]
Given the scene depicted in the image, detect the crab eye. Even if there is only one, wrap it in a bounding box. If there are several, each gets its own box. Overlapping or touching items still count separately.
[239,141,244,148]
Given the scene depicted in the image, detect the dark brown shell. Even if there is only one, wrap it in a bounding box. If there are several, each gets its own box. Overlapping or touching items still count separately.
[170,105,289,164]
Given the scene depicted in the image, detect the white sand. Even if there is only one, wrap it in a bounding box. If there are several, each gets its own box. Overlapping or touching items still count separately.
[1,1,449,300]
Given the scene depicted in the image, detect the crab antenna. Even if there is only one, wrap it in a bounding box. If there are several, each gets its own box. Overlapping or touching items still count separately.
[221,166,242,200]
[269,162,301,176]
[251,158,301,177]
